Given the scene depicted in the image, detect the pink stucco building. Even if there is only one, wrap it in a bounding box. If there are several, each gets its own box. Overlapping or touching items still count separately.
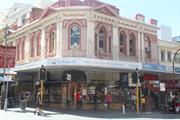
[7,0,163,111]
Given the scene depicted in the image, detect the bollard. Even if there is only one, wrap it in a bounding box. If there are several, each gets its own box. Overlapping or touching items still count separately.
[122,104,125,114]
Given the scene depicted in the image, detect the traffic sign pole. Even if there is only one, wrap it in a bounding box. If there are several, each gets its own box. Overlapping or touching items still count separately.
[136,68,139,114]
[40,80,44,112]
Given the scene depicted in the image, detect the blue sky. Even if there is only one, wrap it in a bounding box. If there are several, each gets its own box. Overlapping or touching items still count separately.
[0,0,179,37]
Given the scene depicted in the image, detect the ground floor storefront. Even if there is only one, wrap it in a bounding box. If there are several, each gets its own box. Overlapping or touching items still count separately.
[3,58,180,112]
[13,69,180,112]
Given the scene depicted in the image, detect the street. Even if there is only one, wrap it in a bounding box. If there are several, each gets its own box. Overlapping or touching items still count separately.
[0,108,179,120]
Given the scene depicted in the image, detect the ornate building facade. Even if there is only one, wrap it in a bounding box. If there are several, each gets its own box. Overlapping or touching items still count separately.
[7,0,174,111]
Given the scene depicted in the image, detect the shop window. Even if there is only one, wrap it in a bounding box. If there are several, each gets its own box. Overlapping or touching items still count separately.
[70,25,80,48]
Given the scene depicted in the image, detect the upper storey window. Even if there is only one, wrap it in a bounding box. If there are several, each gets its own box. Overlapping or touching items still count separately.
[46,24,56,54]
[70,25,80,48]
[99,27,106,50]
[144,36,151,58]
[129,33,136,56]
[119,31,126,55]
[160,50,165,61]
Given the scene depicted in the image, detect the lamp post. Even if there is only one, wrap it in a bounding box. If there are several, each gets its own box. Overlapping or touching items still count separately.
[1,24,8,110]
[172,48,180,82]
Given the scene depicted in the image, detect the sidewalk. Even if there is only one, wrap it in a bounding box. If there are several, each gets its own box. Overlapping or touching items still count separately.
[0,107,180,120]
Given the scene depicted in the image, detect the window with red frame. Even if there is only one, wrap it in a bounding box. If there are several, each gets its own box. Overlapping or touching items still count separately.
[129,33,136,56]
[70,25,80,48]
[21,37,25,60]
[30,33,35,57]
[36,30,41,56]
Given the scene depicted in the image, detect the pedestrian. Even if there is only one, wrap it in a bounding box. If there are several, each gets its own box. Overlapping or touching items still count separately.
[34,89,41,115]
[172,94,178,114]
[131,93,136,112]
[76,90,82,111]
[104,93,112,110]
[93,92,98,111]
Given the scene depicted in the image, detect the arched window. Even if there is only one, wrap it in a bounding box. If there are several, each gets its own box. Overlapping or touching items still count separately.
[144,36,151,58]
[129,33,136,56]
[21,37,25,60]
[98,27,106,50]
[16,40,20,61]
[49,25,56,53]
[36,30,41,56]
[119,31,126,55]
[30,33,35,57]
[70,25,80,48]
[144,36,151,49]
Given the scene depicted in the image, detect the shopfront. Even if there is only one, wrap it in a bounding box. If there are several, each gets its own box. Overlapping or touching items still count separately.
[43,69,138,111]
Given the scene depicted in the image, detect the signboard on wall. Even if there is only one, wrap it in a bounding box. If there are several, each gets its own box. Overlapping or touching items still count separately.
[0,45,16,68]
[160,83,166,91]
[120,72,128,88]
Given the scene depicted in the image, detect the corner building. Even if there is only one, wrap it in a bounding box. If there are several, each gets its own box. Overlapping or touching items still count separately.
[8,0,159,111]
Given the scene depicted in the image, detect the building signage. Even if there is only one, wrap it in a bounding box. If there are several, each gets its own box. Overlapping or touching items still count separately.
[142,63,165,72]
[67,73,71,81]
[143,63,180,74]
[14,57,142,71]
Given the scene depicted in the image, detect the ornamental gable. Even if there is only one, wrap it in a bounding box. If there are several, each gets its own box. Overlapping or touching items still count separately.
[39,7,56,19]
[94,4,118,17]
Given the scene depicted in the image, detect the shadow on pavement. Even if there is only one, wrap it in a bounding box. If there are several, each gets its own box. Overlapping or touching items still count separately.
[44,108,180,119]
[6,107,180,119]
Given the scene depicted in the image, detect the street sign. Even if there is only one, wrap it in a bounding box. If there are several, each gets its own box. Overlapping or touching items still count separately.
[67,73,71,81]
[160,83,166,91]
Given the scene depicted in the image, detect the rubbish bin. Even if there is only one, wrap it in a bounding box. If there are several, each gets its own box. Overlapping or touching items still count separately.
[20,100,26,110]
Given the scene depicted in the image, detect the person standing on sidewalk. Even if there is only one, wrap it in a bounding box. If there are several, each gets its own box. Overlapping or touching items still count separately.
[93,92,98,111]
[104,93,112,110]
[76,90,82,111]
[131,93,136,112]
[34,89,41,115]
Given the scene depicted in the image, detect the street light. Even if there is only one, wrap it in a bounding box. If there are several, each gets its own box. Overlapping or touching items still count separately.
[172,48,180,82]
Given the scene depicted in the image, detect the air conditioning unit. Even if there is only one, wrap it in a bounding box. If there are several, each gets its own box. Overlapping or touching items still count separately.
[145,47,151,52]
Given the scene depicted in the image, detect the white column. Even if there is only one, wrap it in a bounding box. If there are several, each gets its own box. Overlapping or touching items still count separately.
[138,32,145,63]
[86,21,95,57]
[25,33,30,63]
[41,27,45,59]
[56,22,62,57]
[112,26,119,60]
[165,50,168,62]
[140,32,145,62]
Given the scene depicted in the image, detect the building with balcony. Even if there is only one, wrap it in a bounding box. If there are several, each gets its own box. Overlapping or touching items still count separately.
[5,0,172,111]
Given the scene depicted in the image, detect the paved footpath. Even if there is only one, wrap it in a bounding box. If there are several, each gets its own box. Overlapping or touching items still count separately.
[0,108,180,120]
